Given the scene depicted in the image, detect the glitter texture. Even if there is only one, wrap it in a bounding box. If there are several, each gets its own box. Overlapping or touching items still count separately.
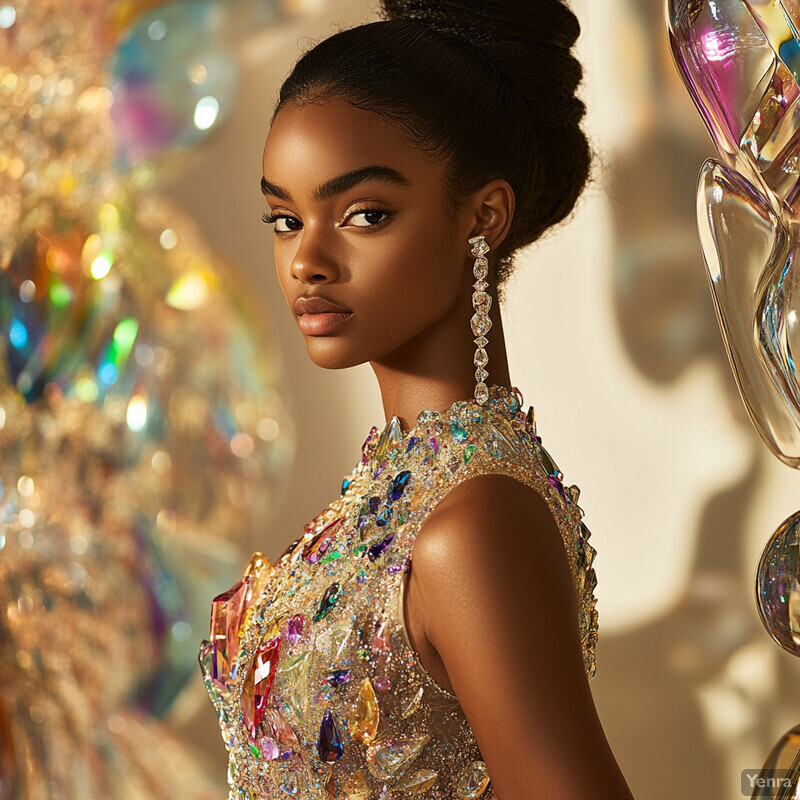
[199,384,598,799]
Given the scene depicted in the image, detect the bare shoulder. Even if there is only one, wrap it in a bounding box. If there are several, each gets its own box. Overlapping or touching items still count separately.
[410,474,634,800]
[412,473,579,632]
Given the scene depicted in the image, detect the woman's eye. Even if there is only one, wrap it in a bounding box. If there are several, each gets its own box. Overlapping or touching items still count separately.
[346,208,390,228]
[261,211,301,233]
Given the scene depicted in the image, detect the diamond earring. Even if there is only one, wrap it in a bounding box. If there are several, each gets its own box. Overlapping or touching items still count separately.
[469,235,492,405]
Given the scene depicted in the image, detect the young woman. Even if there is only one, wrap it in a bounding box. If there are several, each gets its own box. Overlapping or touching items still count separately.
[199,1,636,798]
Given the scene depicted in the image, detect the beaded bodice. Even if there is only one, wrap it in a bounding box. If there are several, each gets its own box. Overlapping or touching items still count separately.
[198,384,598,800]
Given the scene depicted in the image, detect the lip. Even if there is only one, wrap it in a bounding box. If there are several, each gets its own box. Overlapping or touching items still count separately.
[292,295,353,336]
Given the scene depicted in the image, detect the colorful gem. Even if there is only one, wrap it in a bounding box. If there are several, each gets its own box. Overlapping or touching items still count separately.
[208,551,273,688]
[374,416,403,463]
[316,616,353,661]
[313,582,341,622]
[303,517,343,563]
[455,760,491,798]
[278,651,311,723]
[449,420,468,442]
[259,736,279,760]
[317,708,344,762]
[285,614,305,645]
[367,532,395,562]
[241,632,281,740]
[351,677,380,745]
[341,476,352,495]
[327,669,350,685]
[376,503,393,526]
[389,469,412,500]
[548,474,568,502]
[365,733,430,780]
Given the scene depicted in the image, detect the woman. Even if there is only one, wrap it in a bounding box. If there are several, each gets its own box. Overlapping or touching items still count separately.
[199,1,636,798]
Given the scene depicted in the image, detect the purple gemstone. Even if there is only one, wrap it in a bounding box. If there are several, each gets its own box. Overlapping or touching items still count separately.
[548,475,568,502]
[368,532,395,562]
[429,436,439,454]
[328,669,350,685]
[285,614,305,645]
[317,708,344,762]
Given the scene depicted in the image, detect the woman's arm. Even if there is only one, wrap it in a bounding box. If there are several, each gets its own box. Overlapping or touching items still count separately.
[409,473,635,800]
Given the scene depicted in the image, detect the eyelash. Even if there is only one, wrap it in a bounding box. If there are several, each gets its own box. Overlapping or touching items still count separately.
[261,206,392,233]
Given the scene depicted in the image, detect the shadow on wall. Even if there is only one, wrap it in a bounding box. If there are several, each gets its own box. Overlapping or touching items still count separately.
[595,1,800,799]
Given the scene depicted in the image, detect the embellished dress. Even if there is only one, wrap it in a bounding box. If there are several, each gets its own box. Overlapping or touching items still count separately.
[198,384,599,800]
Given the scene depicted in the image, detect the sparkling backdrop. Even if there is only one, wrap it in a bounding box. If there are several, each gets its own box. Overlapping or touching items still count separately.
[0,0,295,797]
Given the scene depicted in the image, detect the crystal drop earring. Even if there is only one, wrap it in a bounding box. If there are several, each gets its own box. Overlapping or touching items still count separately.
[468,235,492,405]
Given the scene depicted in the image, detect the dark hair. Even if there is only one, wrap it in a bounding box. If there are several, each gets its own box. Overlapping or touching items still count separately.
[271,0,592,300]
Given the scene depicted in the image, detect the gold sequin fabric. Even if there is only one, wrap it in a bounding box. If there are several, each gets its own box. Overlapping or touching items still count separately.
[198,384,598,799]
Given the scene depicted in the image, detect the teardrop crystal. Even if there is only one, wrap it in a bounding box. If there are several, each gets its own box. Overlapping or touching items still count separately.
[351,677,380,745]
[455,760,491,798]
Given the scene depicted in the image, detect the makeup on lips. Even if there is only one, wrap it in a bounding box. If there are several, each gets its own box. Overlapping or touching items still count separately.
[293,295,353,336]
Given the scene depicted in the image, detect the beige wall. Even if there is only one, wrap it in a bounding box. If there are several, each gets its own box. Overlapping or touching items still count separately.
[164,2,800,798]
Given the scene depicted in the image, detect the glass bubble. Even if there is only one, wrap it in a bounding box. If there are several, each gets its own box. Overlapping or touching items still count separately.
[107,1,239,168]
[756,509,800,654]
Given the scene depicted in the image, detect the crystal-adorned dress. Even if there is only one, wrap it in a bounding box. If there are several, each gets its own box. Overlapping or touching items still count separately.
[198,384,598,800]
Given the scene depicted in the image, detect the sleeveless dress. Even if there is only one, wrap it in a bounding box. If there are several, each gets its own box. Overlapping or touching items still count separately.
[198,384,598,800]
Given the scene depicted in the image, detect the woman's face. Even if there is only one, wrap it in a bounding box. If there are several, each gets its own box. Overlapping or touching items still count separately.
[261,97,475,371]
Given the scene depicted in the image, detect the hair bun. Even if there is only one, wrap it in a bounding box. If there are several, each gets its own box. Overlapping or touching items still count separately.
[379,0,585,128]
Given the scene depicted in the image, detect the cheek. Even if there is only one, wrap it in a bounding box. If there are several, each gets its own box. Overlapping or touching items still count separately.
[350,232,461,340]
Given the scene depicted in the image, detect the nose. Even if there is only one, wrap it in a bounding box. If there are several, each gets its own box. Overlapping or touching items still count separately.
[287,223,340,285]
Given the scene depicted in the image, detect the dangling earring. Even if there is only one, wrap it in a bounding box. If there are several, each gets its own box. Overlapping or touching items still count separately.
[469,235,491,405]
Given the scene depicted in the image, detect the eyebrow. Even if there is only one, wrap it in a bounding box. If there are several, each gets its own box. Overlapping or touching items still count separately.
[260,165,410,203]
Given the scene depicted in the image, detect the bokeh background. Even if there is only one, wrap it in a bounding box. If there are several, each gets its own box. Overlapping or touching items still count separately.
[4,0,800,798]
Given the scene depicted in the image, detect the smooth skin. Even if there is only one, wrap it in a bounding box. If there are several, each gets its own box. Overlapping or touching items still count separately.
[261,97,635,799]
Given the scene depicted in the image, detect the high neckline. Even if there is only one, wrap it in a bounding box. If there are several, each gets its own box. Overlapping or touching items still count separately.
[360,384,524,466]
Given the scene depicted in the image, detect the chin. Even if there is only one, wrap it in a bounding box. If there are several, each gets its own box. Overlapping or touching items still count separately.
[304,338,367,371]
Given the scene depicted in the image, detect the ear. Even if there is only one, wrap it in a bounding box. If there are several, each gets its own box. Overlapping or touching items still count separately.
[467,179,515,254]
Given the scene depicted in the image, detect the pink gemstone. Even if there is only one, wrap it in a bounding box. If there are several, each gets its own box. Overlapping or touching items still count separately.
[259,736,279,760]
[375,677,391,691]
[209,576,250,688]
[209,553,274,689]
[285,614,305,644]
[242,635,281,739]
[371,622,390,653]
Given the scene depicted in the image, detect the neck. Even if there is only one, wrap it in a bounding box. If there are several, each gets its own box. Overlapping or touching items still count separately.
[369,291,512,433]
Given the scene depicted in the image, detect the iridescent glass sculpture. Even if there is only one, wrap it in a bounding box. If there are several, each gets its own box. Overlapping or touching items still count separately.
[668,4,800,795]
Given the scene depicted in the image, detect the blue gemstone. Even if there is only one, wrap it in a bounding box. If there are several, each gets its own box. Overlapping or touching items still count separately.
[376,502,393,527]
[450,421,468,442]
[405,435,420,453]
[341,477,351,496]
[389,470,412,500]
